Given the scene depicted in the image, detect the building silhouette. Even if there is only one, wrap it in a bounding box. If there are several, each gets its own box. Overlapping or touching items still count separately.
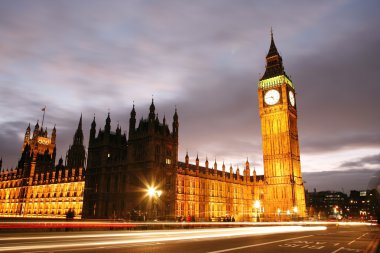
[0,34,307,221]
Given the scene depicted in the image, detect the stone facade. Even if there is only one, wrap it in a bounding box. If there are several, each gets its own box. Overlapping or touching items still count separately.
[258,32,306,220]
[0,117,85,218]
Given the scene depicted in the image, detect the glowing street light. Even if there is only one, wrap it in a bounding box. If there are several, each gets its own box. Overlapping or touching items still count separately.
[147,186,163,221]
[148,187,156,197]
[293,206,298,221]
[254,200,261,222]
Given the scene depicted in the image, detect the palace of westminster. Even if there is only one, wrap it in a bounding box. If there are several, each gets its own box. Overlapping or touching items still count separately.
[0,35,307,221]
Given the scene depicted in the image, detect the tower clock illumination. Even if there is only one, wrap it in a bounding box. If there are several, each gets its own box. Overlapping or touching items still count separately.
[264,89,280,105]
[289,91,295,106]
[258,31,306,220]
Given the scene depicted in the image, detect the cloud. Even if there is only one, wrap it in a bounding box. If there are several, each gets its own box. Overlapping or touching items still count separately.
[0,0,379,177]
[340,153,380,169]
[303,169,379,192]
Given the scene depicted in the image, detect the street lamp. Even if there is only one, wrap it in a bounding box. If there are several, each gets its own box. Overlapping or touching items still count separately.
[277,208,281,221]
[254,200,261,222]
[293,206,298,221]
[147,186,162,221]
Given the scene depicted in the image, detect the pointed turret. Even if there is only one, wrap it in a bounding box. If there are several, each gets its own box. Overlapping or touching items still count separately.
[90,115,96,143]
[73,114,84,145]
[51,124,56,145]
[66,114,86,169]
[195,154,199,173]
[116,122,121,135]
[129,104,136,137]
[24,123,31,145]
[172,107,178,137]
[33,120,39,138]
[185,151,189,167]
[213,158,217,173]
[149,98,155,121]
[105,112,111,134]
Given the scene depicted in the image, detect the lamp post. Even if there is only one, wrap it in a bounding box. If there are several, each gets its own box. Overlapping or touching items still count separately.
[277,208,281,221]
[254,200,261,222]
[148,186,162,221]
[293,206,298,221]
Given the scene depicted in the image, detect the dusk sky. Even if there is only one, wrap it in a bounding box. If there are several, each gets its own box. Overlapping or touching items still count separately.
[0,0,379,192]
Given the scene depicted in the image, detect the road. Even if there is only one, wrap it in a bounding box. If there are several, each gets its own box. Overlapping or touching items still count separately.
[0,223,378,253]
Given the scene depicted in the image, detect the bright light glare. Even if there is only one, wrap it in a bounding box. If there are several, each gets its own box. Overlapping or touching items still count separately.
[254,200,261,209]
[148,187,155,197]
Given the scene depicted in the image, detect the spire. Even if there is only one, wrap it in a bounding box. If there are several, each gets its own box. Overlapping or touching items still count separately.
[260,28,288,81]
[73,114,84,145]
[266,27,279,58]
[129,104,136,137]
[172,106,178,137]
[51,124,57,145]
[149,98,155,120]
[24,123,31,143]
[131,103,136,118]
[185,151,189,166]
[105,112,111,133]
[33,120,39,138]
[90,114,96,142]
[78,113,83,129]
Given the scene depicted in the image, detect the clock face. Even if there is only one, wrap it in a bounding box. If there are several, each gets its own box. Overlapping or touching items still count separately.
[264,89,280,105]
[289,91,295,106]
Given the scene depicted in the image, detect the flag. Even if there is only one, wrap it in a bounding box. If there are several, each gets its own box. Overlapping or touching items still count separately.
[42,107,46,111]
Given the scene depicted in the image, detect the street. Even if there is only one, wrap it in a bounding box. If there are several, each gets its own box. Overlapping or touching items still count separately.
[0,223,378,253]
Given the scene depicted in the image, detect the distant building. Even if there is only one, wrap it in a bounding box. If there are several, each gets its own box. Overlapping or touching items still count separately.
[306,190,348,219]
[348,190,379,221]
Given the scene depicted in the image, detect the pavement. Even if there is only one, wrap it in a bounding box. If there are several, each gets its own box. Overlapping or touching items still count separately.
[0,223,378,253]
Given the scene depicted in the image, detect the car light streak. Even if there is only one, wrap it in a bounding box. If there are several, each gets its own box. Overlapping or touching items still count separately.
[0,220,371,230]
[0,226,326,252]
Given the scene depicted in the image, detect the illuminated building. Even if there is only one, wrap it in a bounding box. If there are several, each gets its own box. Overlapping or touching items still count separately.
[176,157,264,221]
[1,33,306,221]
[257,31,306,220]
[0,117,85,218]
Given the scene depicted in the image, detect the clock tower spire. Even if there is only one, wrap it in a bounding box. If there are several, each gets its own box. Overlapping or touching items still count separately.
[258,31,306,220]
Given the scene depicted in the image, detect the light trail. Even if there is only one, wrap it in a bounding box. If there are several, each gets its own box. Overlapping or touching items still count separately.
[0,220,371,230]
[0,226,327,252]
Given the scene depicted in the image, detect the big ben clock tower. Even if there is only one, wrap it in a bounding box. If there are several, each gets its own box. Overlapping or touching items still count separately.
[258,31,306,220]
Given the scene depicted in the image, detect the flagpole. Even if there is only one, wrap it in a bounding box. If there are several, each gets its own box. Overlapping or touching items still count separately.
[41,106,46,129]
